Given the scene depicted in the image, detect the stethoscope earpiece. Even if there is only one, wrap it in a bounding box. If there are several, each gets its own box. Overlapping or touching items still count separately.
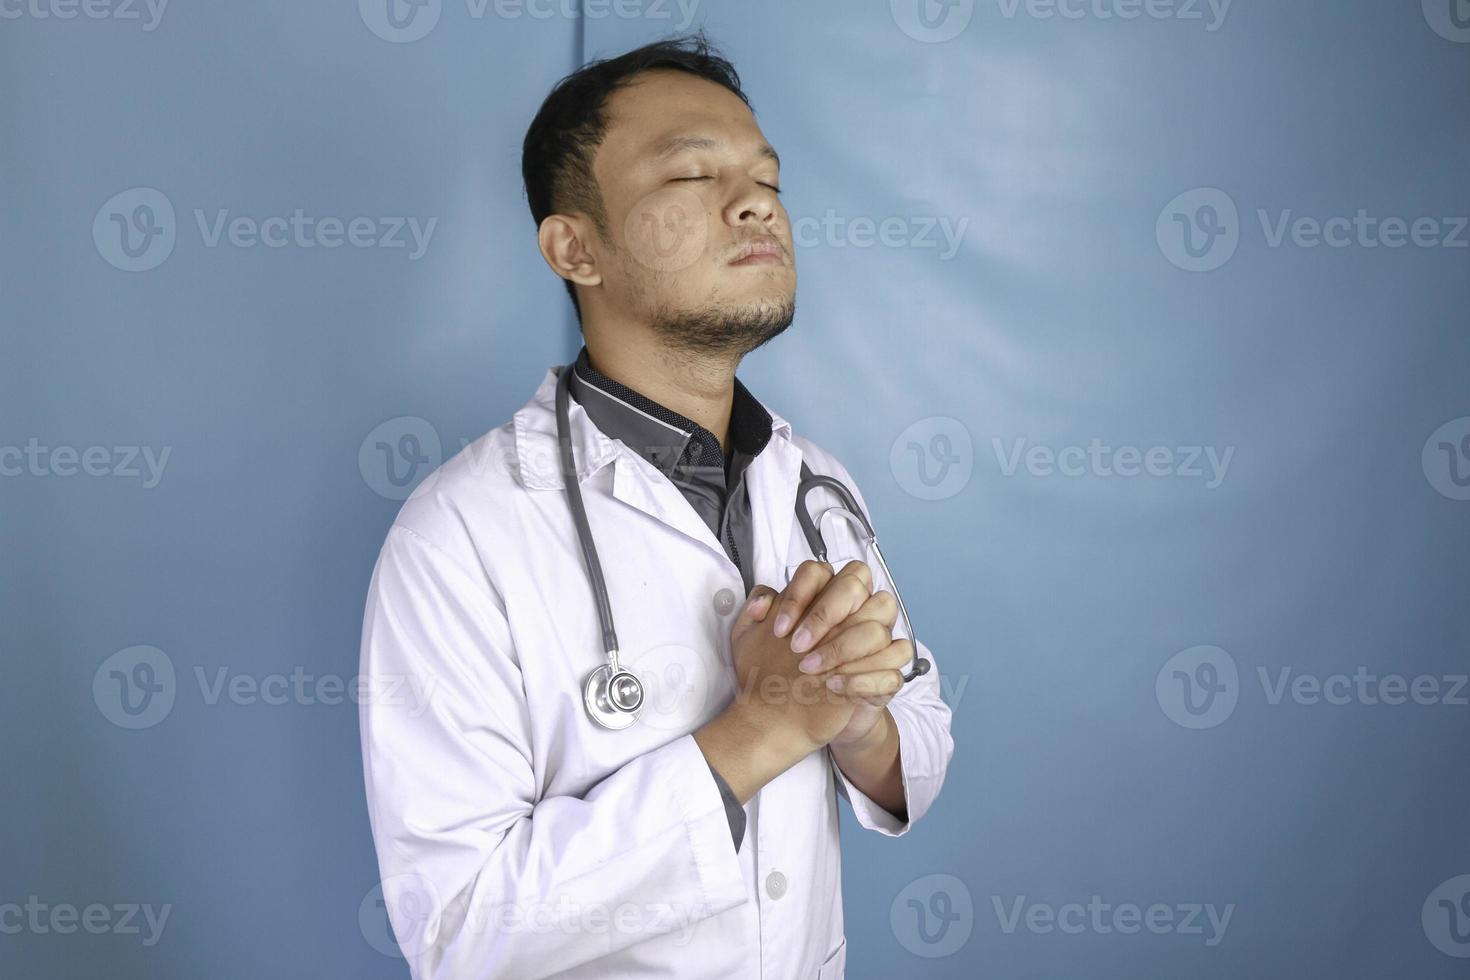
[903,656,932,683]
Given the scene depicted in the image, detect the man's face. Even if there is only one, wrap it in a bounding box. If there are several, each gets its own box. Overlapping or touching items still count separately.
[587,69,796,356]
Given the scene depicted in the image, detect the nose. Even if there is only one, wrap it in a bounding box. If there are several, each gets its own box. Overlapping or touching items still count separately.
[723,174,781,229]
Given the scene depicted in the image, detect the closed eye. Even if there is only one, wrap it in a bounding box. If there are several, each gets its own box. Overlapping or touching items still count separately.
[672,176,782,194]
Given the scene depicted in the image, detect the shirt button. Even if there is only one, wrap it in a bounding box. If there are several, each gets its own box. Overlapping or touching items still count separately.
[713,588,737,616]
[765,871,787,900]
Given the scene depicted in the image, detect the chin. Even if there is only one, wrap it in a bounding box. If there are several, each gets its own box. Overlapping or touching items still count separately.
[728,277,796,306]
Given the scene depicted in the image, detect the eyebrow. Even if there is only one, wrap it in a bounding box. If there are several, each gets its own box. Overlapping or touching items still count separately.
[648,135,781,170]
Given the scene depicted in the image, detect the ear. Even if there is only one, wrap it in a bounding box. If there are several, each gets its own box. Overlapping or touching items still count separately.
[537,214,603,290]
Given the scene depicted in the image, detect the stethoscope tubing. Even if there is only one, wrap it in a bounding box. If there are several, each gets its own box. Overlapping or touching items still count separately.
[795,474,932,685]
[555,366,622,669]
[556,363,932,730]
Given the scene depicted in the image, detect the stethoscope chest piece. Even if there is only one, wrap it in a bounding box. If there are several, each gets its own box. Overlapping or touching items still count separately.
[583,663,645,730]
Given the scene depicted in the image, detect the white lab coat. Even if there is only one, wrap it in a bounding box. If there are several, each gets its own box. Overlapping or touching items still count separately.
[359,364,954,980]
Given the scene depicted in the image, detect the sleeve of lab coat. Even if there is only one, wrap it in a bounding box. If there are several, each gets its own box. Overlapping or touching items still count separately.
[817,460,956,837]
[359,524,747,980]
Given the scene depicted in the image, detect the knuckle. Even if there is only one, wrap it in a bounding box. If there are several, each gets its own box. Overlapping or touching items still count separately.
[842,573,873,602]
[798,559,834,582]
[831,630,863,663]
[804,603,834,630]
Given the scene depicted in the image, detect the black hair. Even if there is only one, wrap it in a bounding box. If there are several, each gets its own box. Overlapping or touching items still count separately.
[521,31,750,325]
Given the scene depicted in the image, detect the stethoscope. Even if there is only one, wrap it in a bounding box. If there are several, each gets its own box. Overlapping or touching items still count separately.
[554,364,932,730]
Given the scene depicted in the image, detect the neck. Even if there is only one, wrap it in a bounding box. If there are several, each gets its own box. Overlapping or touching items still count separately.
[582,330,741,453]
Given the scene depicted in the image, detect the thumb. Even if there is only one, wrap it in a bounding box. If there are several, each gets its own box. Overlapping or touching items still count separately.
[730,586,777,640]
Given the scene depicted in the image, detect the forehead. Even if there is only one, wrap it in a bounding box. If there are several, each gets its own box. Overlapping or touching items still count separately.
[597,69,775,171]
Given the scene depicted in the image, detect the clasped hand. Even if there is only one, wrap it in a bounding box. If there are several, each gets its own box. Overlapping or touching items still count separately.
[728,559,913,751]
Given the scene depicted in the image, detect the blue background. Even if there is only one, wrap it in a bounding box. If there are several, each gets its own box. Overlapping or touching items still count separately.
[3,0,1468,976]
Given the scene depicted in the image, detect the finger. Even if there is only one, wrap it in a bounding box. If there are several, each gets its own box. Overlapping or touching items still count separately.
[824,668,904,699]
[734,586,777,627]
[829,638,914,676]
[832,558,874,594]
[794,590,897,672]
[789,560,874,655]
[729,586,777,645]
[770,560,833,638]
[745,587,776,622]
[835,589,899,631]
[797,619,890,675]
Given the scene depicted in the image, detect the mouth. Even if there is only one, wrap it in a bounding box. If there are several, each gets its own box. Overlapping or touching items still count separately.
[729,238,785,266]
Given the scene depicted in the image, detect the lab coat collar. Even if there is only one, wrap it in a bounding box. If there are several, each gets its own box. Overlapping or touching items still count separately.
[512,363,795,493]
[513,362,802,580]
[566,346,775,479]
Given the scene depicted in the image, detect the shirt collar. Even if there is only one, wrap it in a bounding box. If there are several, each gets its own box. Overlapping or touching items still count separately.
[565,345,774,479]
[510,362,794,493]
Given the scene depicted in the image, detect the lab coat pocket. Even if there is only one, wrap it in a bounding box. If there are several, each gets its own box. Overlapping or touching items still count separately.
[781,551,874,589]
[783,497,876,588]
[815,936,847,979]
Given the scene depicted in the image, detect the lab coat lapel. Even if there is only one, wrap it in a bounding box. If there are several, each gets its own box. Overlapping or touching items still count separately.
[744,415,802,591]
[603,389,806,584]
[513,367,618,489]
[608,454,728,556]
[514,364,733,558]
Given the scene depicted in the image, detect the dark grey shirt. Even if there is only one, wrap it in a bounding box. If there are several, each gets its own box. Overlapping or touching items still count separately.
[565,346,774,852]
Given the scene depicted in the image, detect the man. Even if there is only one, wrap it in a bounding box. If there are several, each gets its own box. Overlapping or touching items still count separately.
[359,32,954,980]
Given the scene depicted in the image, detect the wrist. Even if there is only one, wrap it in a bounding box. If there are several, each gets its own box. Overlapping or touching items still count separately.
[695,701,815,804]
[831,706,892,757]
[827,707,908,822]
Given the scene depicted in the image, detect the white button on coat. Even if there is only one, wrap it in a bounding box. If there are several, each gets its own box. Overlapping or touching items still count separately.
[359,364,955,979]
